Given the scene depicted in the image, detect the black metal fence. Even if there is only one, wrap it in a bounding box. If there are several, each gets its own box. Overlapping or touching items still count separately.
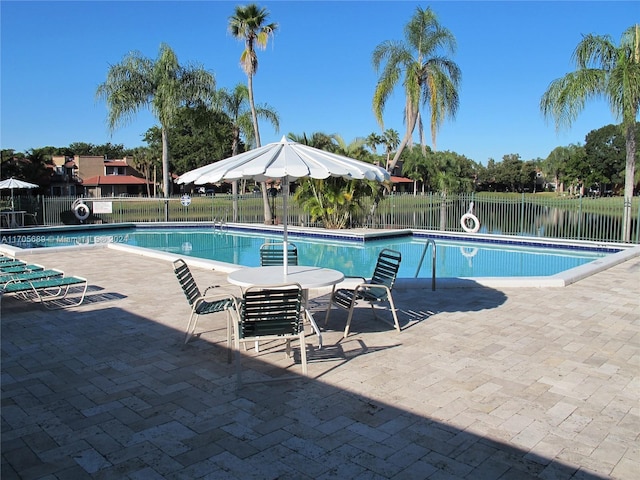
[8,192,640,244]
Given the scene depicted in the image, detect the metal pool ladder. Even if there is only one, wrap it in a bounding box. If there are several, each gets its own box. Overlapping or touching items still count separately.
[415,239,436,291]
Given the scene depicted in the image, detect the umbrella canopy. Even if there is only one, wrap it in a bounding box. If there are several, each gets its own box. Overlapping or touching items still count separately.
[0,177,39,210]
[177,136,390,275]
[178,136,389,185]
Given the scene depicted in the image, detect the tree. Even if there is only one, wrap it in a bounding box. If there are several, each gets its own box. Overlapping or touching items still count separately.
[494,154,527,192]
[1,149,26,179]
[365,133,383,155]
[131,146,158,197]
[154,105,235,175]
[1,148,50,186]
[372,6,461,173]
[66,142,95,156]
[540,24,640,242]
[66,142,129,158]
[215,83,279,156]
[584,123,640,191]
[382,129,400,171]
[523,159,543,193]
[560,144,588,195]
[545,145,573,193]
[288,132,339,151]
[228,3,278,224]
[96,43,216,205]
[287,131,381,229]
[401,146,432,194]
[215,83,279,220]
[334,135,370,161]
[294,177,380,229]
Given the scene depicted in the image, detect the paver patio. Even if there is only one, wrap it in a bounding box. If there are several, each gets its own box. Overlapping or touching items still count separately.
[1,246,638,479]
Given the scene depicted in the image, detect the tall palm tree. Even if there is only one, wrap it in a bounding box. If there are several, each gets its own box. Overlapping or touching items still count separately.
[372,6,461,173]
[96,43,215,206]
[229,4,278,223]
[215,83,280,220]
[541,24,640,242]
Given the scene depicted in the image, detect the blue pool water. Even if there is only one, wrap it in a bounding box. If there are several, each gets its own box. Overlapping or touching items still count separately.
[1,226,617,279]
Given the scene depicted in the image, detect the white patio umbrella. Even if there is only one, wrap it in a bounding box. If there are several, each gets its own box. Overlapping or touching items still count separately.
[0,177,39,210]
[177,136,390,276]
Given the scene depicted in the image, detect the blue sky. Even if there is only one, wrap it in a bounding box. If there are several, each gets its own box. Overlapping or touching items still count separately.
[1,1,636,165]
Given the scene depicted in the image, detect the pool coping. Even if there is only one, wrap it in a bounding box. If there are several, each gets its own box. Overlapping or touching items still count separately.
[1,222,639,288]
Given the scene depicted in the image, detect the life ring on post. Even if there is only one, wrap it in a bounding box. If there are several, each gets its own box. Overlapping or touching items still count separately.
[460,201,480,233]
[460,213,480,233]
[73,202,91,221]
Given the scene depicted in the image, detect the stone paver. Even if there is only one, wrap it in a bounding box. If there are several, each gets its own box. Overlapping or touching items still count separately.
[1,246,638,479]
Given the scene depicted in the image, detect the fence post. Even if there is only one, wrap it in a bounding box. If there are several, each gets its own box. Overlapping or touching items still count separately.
[520,193,525,236]
[577,194,583,240]
[40,195,46,226]
[633,199,639,243]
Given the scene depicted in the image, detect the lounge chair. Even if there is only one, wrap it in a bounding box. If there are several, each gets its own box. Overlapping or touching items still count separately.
[231,283,308,386]
[259,242,298,266]
[0,259,26,269]
[0,263,45,274]
[172,259,235,345]
[1,275,88,308]
[0,268,64,287]
[324,249,402,338]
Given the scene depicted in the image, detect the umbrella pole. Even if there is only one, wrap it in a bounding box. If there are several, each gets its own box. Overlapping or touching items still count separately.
[282,179,289,276]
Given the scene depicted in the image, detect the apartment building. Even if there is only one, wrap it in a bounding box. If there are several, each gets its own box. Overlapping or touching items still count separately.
[50,155,151,197]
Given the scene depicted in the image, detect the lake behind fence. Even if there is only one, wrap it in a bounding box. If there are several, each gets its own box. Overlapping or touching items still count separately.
[8,192,640,244]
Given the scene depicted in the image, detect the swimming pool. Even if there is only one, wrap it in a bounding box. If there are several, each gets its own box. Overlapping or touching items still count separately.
[0,224,623,280]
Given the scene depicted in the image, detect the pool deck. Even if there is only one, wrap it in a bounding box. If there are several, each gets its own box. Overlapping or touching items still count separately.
[1,247,638,479]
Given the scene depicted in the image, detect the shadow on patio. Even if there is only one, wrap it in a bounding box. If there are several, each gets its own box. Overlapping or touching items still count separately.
[1,292,607,479]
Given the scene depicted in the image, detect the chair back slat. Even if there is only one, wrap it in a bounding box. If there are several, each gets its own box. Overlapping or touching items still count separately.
[370,249,402,290]
[260,242,298,266]
[240,284,303,338]
[173,259,201,306]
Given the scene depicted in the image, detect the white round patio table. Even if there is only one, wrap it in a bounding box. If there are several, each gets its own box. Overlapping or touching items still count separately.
[227,265,343,289]
[227,265,344,348]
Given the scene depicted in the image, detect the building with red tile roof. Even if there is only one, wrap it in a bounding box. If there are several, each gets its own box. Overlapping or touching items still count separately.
[51,155,152,197]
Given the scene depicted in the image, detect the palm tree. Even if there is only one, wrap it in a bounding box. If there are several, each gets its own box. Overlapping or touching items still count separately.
[541,24,640,242]
[372,6,461,173]
[215,83,279,156]
[96,43,215,208]
[401,146,431,194]
[334,135,370,161]
[288,132,339,151]
[215,83,280,220]
[294,176,380,229]
[365,133,384,156]
[228,4,278,224]
[382,129,400,171]
[288,131,381,229]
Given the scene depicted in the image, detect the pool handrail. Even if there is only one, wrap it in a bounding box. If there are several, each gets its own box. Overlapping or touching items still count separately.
[415,239,436,291]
